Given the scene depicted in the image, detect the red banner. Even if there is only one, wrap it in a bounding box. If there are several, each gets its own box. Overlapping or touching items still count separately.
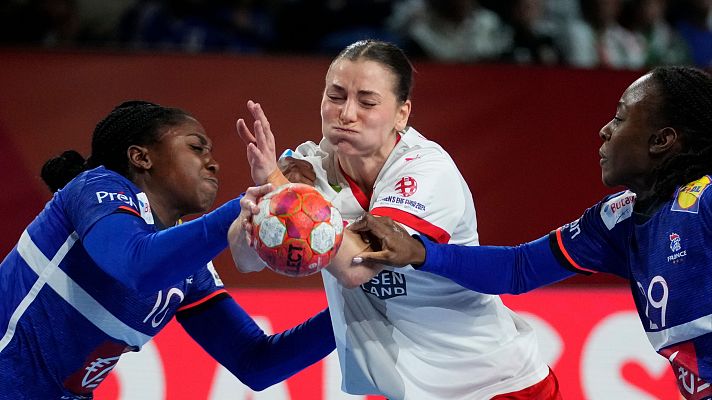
[92,288,679,399]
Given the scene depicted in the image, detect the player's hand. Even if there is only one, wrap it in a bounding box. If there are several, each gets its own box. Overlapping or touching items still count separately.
[228,183,273,273]
[280,157,316,186]
[349,214,426,267]
[236,101,281,185]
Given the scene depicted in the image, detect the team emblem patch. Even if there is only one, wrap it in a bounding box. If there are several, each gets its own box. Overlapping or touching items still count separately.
[395,177,418,197]
[671,176,711,214]
[667,232,687,263]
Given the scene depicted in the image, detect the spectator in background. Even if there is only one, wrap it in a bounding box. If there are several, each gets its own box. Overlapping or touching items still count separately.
[620,0,690,67]
[670,0,712,68]
[118,0,275,53]
[561,0,645,69]
[272,0,398,55]
[388,0,512,62]
[0,0,80,47]
[500,0,564,65]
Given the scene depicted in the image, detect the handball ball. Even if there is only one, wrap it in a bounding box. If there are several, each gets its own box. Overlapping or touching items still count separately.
[252,183,344,277]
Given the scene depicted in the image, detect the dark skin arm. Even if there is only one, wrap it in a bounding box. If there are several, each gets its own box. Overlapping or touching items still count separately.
[349,213,426,267]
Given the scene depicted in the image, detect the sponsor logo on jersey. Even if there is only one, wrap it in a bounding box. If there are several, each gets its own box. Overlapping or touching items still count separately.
[404,154,422,162]
[136,192,154,224]
[378,195,426,211]
[207,261,223,287]
[96,191,137,209]
[671,176,711,214]
[562,218,582,240]
[395,177,418,197]
[361,270,407,299]
[600,192,636,230]
[667,232,687,263]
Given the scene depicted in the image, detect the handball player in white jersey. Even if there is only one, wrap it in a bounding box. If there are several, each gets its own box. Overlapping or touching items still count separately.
[236,40,561,399]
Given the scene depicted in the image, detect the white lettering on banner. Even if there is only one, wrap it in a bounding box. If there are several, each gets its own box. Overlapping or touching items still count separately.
[581,311,670,399]
[111,341,165,399]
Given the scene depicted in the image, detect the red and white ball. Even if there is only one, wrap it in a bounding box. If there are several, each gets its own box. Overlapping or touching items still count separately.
[252,183,344,277]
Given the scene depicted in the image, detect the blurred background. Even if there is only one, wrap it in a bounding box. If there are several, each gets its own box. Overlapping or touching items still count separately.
[1,0,708,398]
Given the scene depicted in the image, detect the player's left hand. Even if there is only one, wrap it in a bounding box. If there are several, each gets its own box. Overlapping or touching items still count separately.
[349,213,426,267]
[236,101,281,185]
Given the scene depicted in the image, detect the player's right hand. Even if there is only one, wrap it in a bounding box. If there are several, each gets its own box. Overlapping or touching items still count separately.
[349,214,426,268]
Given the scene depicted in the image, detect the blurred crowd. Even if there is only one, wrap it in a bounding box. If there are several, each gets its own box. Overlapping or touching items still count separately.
[1,0,711,70]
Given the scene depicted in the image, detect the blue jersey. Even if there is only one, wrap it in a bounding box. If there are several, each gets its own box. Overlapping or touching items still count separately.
[551,176,712,399]
[0,167,225,399]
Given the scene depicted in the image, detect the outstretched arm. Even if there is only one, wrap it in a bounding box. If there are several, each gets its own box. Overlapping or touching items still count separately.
[178,296,334,391]
[350,214,574,294]
[83,185,273,293]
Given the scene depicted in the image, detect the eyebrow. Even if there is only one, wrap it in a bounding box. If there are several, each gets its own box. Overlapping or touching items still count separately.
[188,133,211,147]
[328,83,381,97]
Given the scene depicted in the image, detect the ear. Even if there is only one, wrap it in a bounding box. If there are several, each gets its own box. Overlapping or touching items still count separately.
[127,145,152,171]
[395,99,412,132]
[649,127,680,156]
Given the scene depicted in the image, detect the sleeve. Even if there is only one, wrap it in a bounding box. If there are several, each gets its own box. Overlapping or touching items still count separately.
[417,234,575,294]
[82,197,242,293]
[370,148,463,243]
[177,296,335,391]
[61,171,147,237]
[178,261,227,309]
[548,192,633,278]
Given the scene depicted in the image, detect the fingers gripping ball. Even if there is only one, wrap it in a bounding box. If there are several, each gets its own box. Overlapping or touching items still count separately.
[252,183,344,277]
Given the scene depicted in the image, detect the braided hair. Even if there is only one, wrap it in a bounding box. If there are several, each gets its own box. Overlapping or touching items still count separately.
[648,66,712,200]
[41,101,191,192]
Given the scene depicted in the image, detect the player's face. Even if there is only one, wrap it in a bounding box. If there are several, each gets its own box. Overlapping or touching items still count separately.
[321,59,411,160]
[598,74,659,193]
[147,116,219,218]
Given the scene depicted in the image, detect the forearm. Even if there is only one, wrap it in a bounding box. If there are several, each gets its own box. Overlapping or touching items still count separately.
[325,230,381,288]
[417,235,574,294]
[85,197,242,292]
[179,298,334,391]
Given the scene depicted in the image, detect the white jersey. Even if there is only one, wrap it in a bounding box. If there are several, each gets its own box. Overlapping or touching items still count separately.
[290,128,548,399]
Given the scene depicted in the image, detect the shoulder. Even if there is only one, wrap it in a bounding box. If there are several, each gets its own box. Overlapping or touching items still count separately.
[62,167,133,193]
[393,128,454,165]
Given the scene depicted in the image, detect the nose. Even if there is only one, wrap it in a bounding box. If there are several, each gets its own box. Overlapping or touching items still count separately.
[339,99,357,123]
[206,154,219,174]
[599,121,611,141]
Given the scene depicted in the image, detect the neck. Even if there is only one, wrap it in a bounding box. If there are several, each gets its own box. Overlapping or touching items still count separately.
[338,134,398,196]
[339,156,384,197]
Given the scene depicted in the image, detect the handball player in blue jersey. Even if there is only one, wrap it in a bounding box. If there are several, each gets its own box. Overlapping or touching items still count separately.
[0,101,335,399]
[349,66,712,399]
